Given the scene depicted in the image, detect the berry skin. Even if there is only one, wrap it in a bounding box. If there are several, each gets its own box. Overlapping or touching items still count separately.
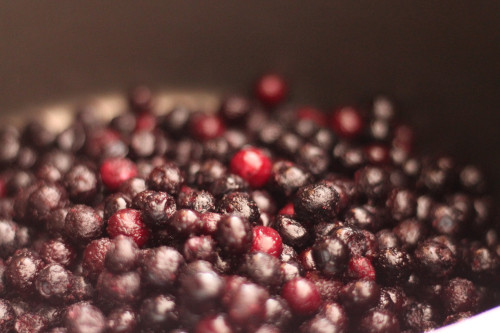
[281,278,322,316]
[230,147,272,188]
[96,270,141,304]
[340,279,380,314]
[132,190,176,227]
[217,191,260,223]
[442,278,479,314]
[100,157,138,191]
[374,248,412,285]
[35,263,71,303]
[312,237,349,278]
[225,281,269,328]
[64,302,106,333]
[179,261,225,313]
[251,226,283,258]
[82,238,112,281]
[5,249,44,294]
[0,299,15,331]
[107,306,138,333]
[146,162,184,196]
[217,215,253,255]
[294,181,340,223]
[255,73,288,107]
[104,235,139,273]
[195,314,233,333]
[107,209,150,247]
[330,106,364,139]
[64,205,104,244]
[358,309,400,333]
[347,256,376,281]
[141,246,185,288]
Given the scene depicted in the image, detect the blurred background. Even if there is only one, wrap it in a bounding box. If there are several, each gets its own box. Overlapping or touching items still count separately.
[0,1,499,192]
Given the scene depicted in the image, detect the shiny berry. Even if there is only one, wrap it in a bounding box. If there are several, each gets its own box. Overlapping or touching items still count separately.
[64,302,106,333]
[64,205,104,244]
[340,279,380,314]
[312,237,349,277]
[252,226,283,258]
[147,162,184,195]
[281,277,322,316]
[100,157,137,191]
[230,147,272,188]
[190,114,226,141]
[217,215,253,255]
[358,309,400,333]
[330,106,364,139]
[107,209,150,247]
[141,246,184,288]
[255,73,288,107]
[294,181,340,223]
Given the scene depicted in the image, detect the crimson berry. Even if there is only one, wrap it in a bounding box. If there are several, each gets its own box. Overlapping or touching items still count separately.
[251,226,283,258]
[255,73,288,107]
[330,106,364,139]
[347,256,376,280]
[278,202,295,216]
[107,209,150,247]
[135,112,156,131]
[230,147,272,188]
[296,106,327,127]
[190,114,226,141]
[100,157,138,191]
[195,314,233,333]
[281,277,322,316]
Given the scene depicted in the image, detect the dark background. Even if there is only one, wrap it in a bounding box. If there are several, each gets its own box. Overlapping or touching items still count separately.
[0,1,499,193]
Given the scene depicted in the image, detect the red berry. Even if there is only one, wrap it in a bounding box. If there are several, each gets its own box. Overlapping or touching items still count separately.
[297,107,327,127]
[107,209,150,247]
[330,106,364,139]
[0,178,6,198]
[278,202,295,216]
[230,147,272,188]
[281,277,322,316]
[135,111,157,131]
[347,256,376,280]
[251,226,283,258]
[255,74,288,107]
[100,157,138,191]
[190,114,226,141]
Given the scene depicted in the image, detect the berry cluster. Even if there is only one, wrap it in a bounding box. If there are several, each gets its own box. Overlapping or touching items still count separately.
[0,74,497,333]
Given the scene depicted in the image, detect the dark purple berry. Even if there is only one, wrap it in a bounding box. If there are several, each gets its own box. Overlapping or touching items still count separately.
[141,246,184,288]
[106,306,138,333]
[179,261,224,313]
[217,192,260,223]
[281,277,322,316]
[312,237,349,277]
[132,190,176,227]
[414,240,457,280]
[105,235,139,273]
[339,279,380,314]
[294,181,340,223]
[64,302,106,333]
[63,164,99,204]
[216,215,253,255]
[274,215,310,249]
[358,309,400,333]
[65,205,104,244]
[147,162,184,195]
[241,252,282,288]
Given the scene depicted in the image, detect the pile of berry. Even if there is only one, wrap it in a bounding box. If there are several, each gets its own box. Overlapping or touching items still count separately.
[0,74,498,333]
